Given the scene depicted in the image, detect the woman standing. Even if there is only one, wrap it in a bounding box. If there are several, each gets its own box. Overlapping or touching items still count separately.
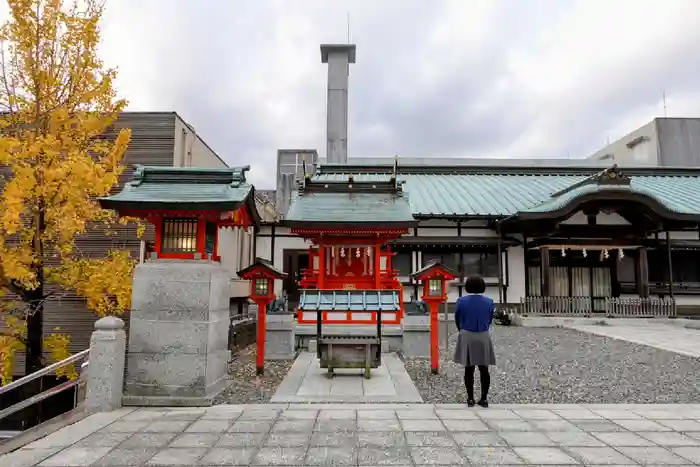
[452,275,496,407]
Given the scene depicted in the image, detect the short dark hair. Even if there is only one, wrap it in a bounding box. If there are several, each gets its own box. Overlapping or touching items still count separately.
[465,275,486,294]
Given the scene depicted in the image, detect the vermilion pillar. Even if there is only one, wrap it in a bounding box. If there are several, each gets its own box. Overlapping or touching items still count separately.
[374,245,381,289]
[428,301,440,374]
[254,298,268,374]
[318,245,326,289]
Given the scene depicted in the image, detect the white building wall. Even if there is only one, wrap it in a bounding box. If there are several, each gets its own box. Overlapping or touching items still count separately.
[506,246,526,304]
[173,114,229,169]
[256,225,307,295]
[588,120,659,166]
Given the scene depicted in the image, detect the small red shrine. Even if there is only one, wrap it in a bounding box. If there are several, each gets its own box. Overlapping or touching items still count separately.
[237,258,288,375]
[98,165,258,261]
[411,260,459,374]
[284,171,417,325]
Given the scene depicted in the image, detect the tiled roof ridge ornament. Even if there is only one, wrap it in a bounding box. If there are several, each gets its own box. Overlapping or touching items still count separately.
[130,164,146,186]
[302,160,311,186]
[390,155,399,188]
[124,164,250,188]
[550,164,631,198]
[230,165,251,188]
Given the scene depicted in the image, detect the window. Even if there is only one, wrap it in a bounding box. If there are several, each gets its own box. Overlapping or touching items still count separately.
[629,248,700,284]
[422,250,457,270]
[392,251,412,276]
[162,218,198,253]
[204,222,217,256]
[460,252,499,277]
[671,250,700,283]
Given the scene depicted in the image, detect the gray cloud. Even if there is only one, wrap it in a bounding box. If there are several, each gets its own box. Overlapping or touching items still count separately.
[96,0,700,187]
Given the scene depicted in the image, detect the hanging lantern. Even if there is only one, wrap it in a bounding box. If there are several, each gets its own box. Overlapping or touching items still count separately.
[618,249,624,259]
[356,248,361,258]
[582,248,587,258]
[561,247,566,257]
[340,247,345,257]
[604,249,610,259]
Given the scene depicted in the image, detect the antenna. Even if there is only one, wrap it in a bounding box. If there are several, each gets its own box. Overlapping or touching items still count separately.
[662,91,668,117]
[347,11,351,43]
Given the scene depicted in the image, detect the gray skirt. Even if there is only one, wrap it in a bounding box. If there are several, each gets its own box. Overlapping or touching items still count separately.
[452,330,496,367]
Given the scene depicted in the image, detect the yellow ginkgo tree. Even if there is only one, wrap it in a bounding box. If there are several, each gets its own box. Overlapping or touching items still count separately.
[0,0,137,384]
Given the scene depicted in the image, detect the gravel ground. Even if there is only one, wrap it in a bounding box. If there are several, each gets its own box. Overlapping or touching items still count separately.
[404,325,700,404]
[213,344,295,405]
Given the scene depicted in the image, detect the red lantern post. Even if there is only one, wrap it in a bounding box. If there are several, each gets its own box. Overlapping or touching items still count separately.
[237,259,288,375]
[411,261,458,374]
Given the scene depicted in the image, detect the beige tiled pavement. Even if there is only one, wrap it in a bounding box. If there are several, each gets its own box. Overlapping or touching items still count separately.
[3,403,700,466]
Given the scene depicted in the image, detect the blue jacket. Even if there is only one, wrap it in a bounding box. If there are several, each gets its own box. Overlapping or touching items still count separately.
[454,294,494,333]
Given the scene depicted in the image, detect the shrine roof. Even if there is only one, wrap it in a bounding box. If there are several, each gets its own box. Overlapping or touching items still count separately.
[410,260,459,280]
[298,289,401,312]
[99,165,258,220]
[237,257,287,279]
[284,173,417,228]
[313,164,700,221]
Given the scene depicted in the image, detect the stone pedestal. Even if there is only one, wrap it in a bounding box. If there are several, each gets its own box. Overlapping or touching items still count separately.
[123,260,231,406]
[265,314,295,360]
[85,317,126,412]
[402,314,430,358]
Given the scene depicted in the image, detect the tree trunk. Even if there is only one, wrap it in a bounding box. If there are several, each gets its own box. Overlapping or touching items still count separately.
[25,209,45,375]
[25,286,44,375]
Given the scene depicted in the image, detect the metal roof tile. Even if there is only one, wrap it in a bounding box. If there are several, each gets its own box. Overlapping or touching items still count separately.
[286,191,415,224]
[312,172,700,217]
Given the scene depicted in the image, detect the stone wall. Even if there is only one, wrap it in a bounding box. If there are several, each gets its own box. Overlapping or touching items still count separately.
[228,317,256,351]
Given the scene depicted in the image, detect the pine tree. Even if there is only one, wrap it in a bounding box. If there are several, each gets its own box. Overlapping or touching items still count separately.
[0,0,136,383]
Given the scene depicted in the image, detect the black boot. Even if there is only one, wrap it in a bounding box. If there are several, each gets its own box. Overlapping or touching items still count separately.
[477,365,490,408]
[464,366,475,406]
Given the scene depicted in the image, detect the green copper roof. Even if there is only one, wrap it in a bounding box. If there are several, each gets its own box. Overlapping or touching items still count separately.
[99,165,256,214]
[298,290,401,312]
[313,165,700,219]
[285,175,417,228]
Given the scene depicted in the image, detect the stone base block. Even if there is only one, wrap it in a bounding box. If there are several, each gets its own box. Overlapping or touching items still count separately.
[402,315,430,358]
[123,260,231,407]
[308,339,318,354]
[123,377,230,407]
[381,339,390,353]
[266,314,296,360]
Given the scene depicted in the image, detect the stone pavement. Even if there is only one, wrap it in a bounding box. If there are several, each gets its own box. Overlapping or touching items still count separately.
[270,352,423,403]
[564,321,700,358]
[4,403,700,466]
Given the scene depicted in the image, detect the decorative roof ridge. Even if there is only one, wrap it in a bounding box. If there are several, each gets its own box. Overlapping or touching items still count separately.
[549,165,630,198]
[297,170,406,196]
[129,165,251,188]
[316,163,700,177]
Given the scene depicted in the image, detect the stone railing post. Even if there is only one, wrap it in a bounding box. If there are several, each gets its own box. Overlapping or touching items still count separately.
[265,313,296,360]
[401,313,431,358]
[85,316,126,412]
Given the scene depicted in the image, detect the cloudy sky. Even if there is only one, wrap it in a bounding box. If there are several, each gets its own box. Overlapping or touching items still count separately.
[30,1,700,186]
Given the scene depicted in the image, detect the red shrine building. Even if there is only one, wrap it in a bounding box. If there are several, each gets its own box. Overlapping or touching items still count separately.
[283,171,417,327]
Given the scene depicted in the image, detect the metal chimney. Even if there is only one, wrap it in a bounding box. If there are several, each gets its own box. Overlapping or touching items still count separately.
[321,44,356,165]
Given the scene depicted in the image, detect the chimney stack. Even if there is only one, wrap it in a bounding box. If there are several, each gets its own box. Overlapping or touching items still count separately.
[321,44,356,165]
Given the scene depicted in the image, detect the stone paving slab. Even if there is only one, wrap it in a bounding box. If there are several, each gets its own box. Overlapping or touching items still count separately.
[4,404,700,466]
[563,321,700,358]
[270,352,423,403]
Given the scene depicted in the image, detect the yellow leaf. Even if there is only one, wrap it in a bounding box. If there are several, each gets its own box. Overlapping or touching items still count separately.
[0,0,138,384]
